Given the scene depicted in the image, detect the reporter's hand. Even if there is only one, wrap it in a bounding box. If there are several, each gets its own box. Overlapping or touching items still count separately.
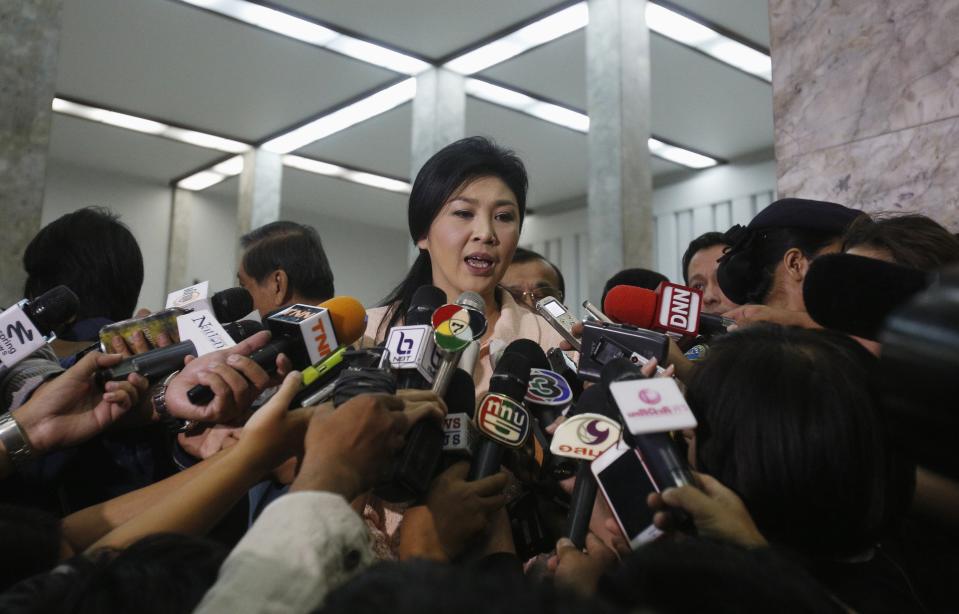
[290,391,445,501]
[558,322,584,352]
[177,424,243,460]
[646,471,766,548]
[722,304,818,329]
[164,331,288,424]
[233,371,315,473]
[417,462,508,560]
[549,534,618,595]
[12,352,148,454]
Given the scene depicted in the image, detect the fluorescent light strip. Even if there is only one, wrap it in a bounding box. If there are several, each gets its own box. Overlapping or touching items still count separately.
[176,154,246,191]
[52,98,251,154]
[262,78,416,153]
[644,4,771,81]
[445,3,588,74]
[178,0,430,75]
[465,79,717,169]
[444,2,769,81]
[284,155,411,193]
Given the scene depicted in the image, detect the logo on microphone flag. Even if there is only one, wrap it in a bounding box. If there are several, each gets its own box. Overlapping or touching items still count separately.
[550,413,622,461]
[475,393,531,447]
[524,368,573,406]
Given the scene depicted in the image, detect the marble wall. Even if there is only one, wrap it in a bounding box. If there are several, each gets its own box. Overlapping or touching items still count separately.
[0,1,63,305]
[770,0,959,229]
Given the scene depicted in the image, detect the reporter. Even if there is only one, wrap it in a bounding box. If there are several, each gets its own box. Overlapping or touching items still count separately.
[0,352,147,480]
[717,198,863,328]
[194,385,445,614]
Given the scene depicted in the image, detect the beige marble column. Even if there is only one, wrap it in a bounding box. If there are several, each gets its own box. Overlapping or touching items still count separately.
[165,188,193,294]
[586,0,654,303]
[770,0,959,230]
[0,0,63,305]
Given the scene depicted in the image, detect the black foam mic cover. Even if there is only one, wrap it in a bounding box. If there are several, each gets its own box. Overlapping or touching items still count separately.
[406,285,447,326]
[211,287,254,323]
[502,338,550,371]
[803,253,929,340]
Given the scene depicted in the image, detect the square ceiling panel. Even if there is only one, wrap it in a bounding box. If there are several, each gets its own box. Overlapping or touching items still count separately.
[269,0,565,59]
[480,29,773,160]
[295,103,413,180]
[281,167,408,230]
[57,0,398,141]
[48,115,224,182]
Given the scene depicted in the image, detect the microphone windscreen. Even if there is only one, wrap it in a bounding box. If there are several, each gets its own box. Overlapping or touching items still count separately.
[600,357,644,390]
[224,319,264,342]
[803,253,929,340]
[603,285,658,329]
[444,367,476,418]
[211,287,254,323]
[407,285,447,326]
[489,352,531,400]
[502,338,549,371]
[25,285,80,335]
[566,384,608,417]
[455,291,485,313]
[319,296,368,345]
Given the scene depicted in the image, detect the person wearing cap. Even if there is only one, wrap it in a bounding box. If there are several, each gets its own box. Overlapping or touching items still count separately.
[716,198,865,328]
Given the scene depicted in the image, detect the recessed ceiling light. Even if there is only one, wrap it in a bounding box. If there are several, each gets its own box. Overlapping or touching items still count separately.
[648,138,718,169]
[52,97,251,154]
[262,79,416,154]
[212,155,245,176]
[445,3,589,75]
[283,155,411,193]
[177,170,229,191]
[178,0,429,75]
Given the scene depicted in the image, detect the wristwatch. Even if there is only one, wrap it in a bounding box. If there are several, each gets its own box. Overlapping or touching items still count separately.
[152,371,197,434]
[0,411,35,470]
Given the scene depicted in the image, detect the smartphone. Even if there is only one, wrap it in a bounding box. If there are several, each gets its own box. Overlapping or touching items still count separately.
[592,441,663,549]
[535,296,581,351]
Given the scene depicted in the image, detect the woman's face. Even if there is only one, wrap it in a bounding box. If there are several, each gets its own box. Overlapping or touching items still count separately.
[417,175,521,302]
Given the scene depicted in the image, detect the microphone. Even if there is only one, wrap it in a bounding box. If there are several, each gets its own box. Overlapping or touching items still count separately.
[98,286,254,350]
[186,296,367,405]
[604,283,734,340]
[441,367,478,458]
[384,285,447,389]
[377,293,486,501]
[602,358,697,491]
[803,253,930,340]
[96,319,263,385]
[551,385,623,548]
[0,286,79,377]
[468,348,533,481]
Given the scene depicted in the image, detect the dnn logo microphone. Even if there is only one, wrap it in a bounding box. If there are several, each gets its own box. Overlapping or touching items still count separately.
[656,282,701,336]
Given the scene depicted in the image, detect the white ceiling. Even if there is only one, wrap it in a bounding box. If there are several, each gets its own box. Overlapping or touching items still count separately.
[47,0,774,223]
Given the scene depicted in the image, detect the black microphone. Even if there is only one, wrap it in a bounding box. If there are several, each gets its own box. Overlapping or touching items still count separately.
[468,350,533,481]
[0,286,79,378]
[601,358,696,490]
[209,287,255,323]
[559,385,620,548]
[803,253,930,340]
[385,285,447,390]
[95,320,263,385]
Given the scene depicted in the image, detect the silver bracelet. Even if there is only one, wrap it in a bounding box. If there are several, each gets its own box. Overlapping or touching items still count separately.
[152,370,196,434]
[0,411,35,470]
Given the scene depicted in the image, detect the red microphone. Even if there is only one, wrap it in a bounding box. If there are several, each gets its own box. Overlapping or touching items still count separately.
[604,283,731,339]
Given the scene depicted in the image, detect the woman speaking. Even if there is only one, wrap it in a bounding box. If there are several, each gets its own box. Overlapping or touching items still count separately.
[363,136,565,396]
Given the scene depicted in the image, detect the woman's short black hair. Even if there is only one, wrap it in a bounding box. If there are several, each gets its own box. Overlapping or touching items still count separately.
[378,137,528,336]
[23,207,143,322]
[842,213,959,272]
[240,221,335,302]
[687,324,913,559]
